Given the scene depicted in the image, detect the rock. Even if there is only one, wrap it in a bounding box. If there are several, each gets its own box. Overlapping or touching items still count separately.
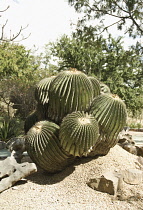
[122,169,143,185]
[7,137,26,152]
[0,156,37,193]
[0,141,6,149]
[137,156,143,166]
[122,143,137,155]
[136,146,143,157]
[87,171,123,196]
[118,132,135,145]
[6,137,26,163]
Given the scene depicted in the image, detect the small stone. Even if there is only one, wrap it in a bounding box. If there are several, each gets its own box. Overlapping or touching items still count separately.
[136,146,143,157]
[12,186,18,190]
[87,171,122,196]
[123,169,143,185]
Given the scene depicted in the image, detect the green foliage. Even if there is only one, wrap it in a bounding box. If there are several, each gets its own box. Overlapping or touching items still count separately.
[0,117,24,142]
[68,0,143,38]
[49,34,143,115]
[0,42,39,80]
[129,122,142,129]
[0,78,37,119]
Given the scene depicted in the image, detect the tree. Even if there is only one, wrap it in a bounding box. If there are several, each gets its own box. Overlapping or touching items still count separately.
[0,42,39,79]
[68,0,143,38]
[0,42,42,119]
[0,6,30,42]
[49,33,143,115]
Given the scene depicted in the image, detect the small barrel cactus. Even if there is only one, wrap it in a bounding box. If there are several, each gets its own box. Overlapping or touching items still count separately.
[89,94,127,148]
[100,83,111,94]
[59,111,99,157]
[47,69,94,123]
[25,121,74,173]
[88,76,101,98]
[35,76,55,105]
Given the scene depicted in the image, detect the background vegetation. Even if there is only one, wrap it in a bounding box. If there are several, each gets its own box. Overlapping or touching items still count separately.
[0,1,143,141]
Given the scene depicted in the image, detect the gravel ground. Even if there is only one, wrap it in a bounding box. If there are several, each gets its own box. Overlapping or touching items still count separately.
[0,145,143,210]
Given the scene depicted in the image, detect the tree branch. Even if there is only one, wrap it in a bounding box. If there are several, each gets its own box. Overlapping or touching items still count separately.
[129,12,143,34]
[96,19,123,35]
[92,4,130,19]
[0,6,31,42]
[0,20,8,40]
[0,24,31,42]
[0,6,10,13]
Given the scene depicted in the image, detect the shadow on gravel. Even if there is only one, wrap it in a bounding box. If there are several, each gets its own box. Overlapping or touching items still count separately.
[26,156,99,185]
[27,164,75,185]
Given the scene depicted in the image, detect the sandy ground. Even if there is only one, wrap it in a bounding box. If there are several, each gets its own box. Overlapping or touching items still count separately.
[0,145,143,210]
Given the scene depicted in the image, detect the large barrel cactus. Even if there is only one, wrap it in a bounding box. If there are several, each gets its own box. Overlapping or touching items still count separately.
[59,111,99,157]
[47,69,94,123]
[25,121,74,173]
[89,94,127,148]
[25,68,128,173]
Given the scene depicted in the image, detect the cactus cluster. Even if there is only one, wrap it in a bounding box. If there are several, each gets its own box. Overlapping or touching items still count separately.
[25,68,127,173]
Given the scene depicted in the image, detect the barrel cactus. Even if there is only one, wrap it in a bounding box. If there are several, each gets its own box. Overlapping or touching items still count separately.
[47,69,94,123]
[24,111,39,134]
[24,68,128,173]
[88,76,101,98]
[35,76,55,105]
[100,83,111,94]
[25,121,74,173]
[59,111,99,157]
[89,94,127,148]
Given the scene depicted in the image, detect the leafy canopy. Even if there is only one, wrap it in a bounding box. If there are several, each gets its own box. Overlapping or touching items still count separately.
[0,42,39,80]
[68,0,143,38]
[49,34,143,115]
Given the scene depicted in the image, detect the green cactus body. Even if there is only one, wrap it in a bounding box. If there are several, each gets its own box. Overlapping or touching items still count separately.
[88,76,101,98]
[24,111,39,134]
[100,83,111,94]
[47,69,94,123]
[89,94,127,148]
[25,121,74,173]
[59,111,99,157]
[35,76,55,105]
